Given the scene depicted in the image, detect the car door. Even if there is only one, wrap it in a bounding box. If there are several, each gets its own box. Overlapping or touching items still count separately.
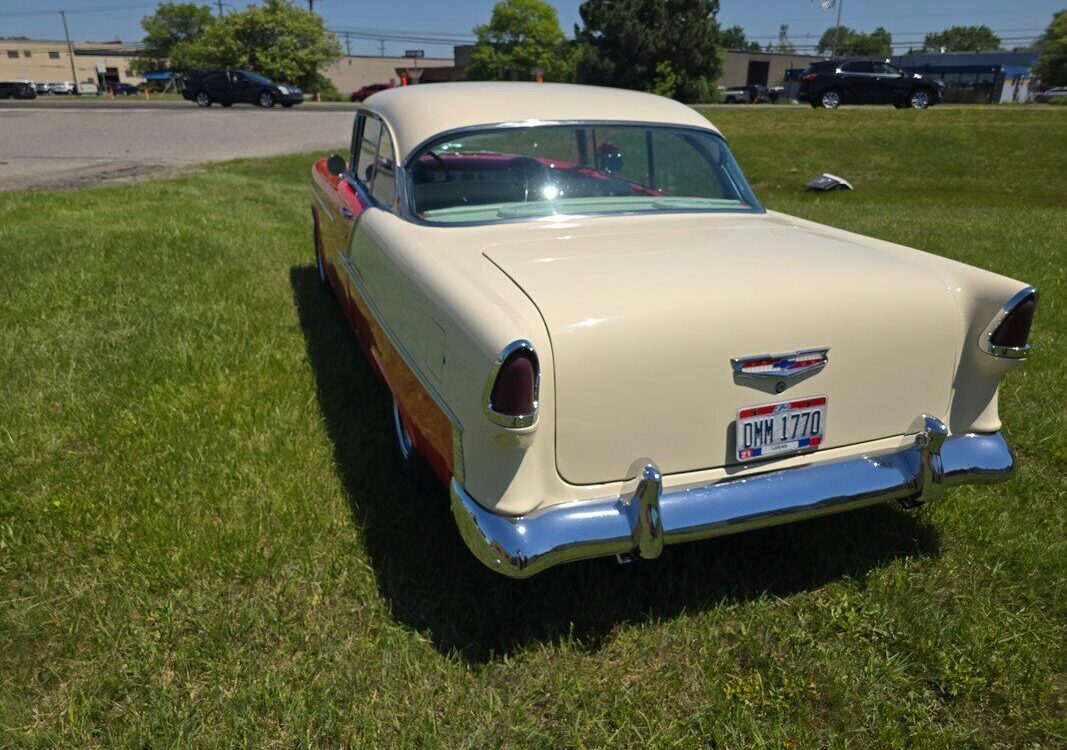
[203,72,231,104]
[838,61,875,102]
[872,62,907,103]
[229,71,254,104]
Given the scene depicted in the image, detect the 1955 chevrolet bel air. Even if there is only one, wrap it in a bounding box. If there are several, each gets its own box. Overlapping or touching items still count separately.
[309,82,1038,578]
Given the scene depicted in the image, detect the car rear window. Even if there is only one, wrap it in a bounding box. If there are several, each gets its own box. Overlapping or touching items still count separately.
[408,123,763,224]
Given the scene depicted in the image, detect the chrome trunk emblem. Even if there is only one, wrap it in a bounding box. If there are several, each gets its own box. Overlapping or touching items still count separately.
[731,347,829,391]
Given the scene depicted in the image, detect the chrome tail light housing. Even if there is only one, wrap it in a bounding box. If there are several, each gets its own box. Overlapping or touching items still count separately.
[484,340,539,428]
[979,286,1038,359]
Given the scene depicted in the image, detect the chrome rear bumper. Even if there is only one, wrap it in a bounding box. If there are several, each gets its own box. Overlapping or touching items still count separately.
[450,416,1015,578]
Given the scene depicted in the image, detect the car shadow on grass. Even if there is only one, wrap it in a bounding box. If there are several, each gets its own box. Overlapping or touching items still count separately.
[290,265,940,664]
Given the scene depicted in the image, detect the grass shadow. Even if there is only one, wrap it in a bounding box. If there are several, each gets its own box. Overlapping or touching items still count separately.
[290,265,940,664]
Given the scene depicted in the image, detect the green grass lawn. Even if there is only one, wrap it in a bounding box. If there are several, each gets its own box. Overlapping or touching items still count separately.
[1,107,1064,748]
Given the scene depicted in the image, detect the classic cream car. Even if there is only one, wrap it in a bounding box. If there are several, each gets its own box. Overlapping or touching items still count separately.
[309,82,1037,578]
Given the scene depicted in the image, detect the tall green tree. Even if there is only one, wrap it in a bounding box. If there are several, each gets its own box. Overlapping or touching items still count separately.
[1034,10,1067,87]
[130,1,215,74]
[171,0,341,91]
[574,0,724,103]
[922,25,1001,52]
[466,0,572,81]
[721,25,759,51]
[817,25,892,56]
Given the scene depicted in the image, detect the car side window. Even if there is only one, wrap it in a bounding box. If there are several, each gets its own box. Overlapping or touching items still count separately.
[874,63,900,75]
[371,127,396,207]
[350,114,364,169]
[844,61,874,74]
[357,117,382,189]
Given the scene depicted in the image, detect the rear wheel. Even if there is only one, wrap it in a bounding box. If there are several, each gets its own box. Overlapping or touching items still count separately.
[258,91,275,108]
[195,91,211,107]
[820,89,841,109]
[909,89,932,109]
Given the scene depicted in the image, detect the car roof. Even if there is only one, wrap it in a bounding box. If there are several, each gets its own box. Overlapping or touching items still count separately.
[363,82,722,161]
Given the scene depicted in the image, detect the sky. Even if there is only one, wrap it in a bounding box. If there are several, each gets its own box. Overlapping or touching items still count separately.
[0,0,1060,57]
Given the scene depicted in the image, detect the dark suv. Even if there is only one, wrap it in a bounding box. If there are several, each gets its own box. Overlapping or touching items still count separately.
[0,81,37,100]
[798,59,943,109]
[182,69,303,109]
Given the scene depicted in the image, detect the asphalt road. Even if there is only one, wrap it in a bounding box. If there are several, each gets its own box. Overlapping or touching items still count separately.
[0,104,353,191]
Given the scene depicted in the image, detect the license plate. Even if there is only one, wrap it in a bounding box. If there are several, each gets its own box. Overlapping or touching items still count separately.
[736,396,827,462]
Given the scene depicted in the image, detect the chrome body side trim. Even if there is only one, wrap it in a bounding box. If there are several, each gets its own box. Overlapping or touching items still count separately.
[978,285,1038,359]
[450,417,1015,578]
[337,249,463,430]
[482,339,540,428]
[310,184,335,222]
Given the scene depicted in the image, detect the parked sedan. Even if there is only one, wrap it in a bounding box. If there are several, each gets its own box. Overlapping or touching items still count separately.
[723,84,766,103]
[109,82,140,96]
[350,82,394,102]
[50,81,75,95]
[310,82,1036,578]
[0,81,37,99]
[798,59,944,109]
[1034,86,1067,103]
[182,69,303,108]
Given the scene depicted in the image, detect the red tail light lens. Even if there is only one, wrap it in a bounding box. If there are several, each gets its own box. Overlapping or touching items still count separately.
[486,343,539,427]
[802,72,818,81]
[990,295,1037,348]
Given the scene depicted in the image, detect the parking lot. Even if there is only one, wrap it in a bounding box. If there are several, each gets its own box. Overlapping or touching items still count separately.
[0,104,351,190]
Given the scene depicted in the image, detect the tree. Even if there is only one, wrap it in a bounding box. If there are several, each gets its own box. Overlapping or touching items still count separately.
[922,25,1001,52]
[170,0,341,92]
[574,0,724,103]
[466,0,573,81]
[1034,10,1067,87]
[130,2,215,74]
[721,25,759,51]
[817,25,892,56]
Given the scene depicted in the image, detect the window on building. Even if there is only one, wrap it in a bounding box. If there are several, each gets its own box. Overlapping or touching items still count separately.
[23,50,32,57]
[6,51,18,59]
[49,51,60,59]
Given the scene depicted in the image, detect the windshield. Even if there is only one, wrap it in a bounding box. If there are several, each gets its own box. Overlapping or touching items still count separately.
[407,124,762,224]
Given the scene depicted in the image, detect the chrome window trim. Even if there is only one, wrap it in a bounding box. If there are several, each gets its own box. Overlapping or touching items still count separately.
[482,339,540,429]
[978,285,1038,359]
[398,120,765,227]
[349,107,401,213]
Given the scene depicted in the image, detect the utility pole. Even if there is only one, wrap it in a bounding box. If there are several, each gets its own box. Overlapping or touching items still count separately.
[215,0,224,17]
[308,0,316,10]
[344,31,351,57]
[831,0,844,58]
[379,38,385,58]
[59,10,79,93]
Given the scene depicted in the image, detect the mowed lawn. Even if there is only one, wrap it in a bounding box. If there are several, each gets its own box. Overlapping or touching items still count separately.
[1,106,1064,748]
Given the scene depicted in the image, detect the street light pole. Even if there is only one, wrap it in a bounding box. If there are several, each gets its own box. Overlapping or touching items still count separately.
[831,0,844,58]
[59,10,79,93]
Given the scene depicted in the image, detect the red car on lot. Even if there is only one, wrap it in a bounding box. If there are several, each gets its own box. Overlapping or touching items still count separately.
[350,82,394,102]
